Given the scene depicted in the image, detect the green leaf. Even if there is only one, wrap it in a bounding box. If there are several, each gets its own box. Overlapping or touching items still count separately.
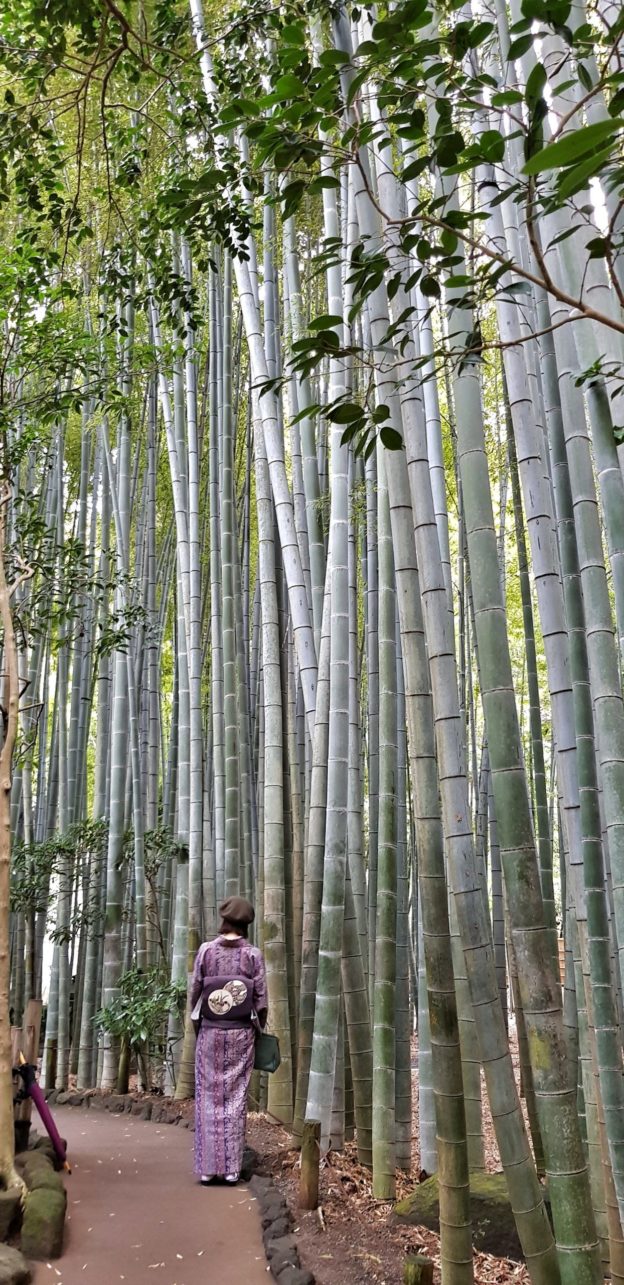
[577,63,593,92]
[403,0,429,23]
[585,237,608,258]
[372,404,390,424]
[274,74,306,98]
[195,168,227,191]
[491,90,523,106]
[380,426,404,450]
[555,143,616,199]
[319,49,350,66]
[507,34,534,59]
[307,175,341,193]
[467,21,495,47]
[521,0,571,23]
[523,120,622,174]
[500,281,533,295]
[281,21,306,45]
[328,403,363,424]
[402,156,430,182]
[290,403,321,424]
[346,68,369,107]
[310,314,343,331]
[525,62,547,105]
[421,275,441,297]
[608,88,624,119]
[477,130,505,163]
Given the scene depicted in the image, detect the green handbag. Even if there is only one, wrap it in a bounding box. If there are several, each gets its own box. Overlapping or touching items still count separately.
[254,1031,281,1074]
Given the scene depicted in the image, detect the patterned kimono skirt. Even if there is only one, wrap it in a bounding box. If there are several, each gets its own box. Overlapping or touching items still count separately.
[194,1023,255,1176]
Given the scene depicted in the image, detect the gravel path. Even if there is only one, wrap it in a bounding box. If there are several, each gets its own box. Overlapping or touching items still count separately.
[31,1106,268,1285]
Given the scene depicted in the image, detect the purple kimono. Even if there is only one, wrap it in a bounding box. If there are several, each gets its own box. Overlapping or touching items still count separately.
[191,935,267,1177]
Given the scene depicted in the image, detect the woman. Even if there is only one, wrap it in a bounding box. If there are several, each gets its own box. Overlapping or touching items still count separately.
[190,896,267,1185]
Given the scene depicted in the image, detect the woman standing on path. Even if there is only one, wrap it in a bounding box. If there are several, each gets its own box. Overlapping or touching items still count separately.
[190,897,267,1185]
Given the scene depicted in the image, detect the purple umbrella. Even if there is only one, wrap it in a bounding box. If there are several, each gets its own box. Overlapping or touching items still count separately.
[15,1056,70,1172]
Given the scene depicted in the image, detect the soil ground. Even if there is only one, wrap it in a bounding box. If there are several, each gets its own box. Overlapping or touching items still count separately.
[31,1106,268,1285]
[247,1027,532,1285]
[247,1116,529,1285]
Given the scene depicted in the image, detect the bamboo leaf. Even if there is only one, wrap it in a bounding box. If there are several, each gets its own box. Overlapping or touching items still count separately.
[379,426,404,450]
[309,314,343,331]
[328,403,364,424]
[555,144,616,199]
[523,120,622,174]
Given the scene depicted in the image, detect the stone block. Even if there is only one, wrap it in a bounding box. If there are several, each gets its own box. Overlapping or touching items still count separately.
[266,1235,298,1261]
[263,1215,291,1242]
[0,1189,21,1241]
[268,1245,300,1276]
[106,1096,127,1114]
[260,1197,288,1228]
[20,1156,64,1196]
[21,1188,66,1260]
[273,1269,314,1285]
[0,1245,31,1284]
[30,1143,56,1169]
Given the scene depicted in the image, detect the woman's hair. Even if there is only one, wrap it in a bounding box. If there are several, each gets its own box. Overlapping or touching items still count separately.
[219,917,249,938]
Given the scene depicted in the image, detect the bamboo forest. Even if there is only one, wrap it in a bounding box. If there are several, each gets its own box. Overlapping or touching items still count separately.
[2,0,624,1281]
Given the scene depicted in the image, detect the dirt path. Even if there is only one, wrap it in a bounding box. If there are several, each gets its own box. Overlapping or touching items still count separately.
[31,1107,268,1285]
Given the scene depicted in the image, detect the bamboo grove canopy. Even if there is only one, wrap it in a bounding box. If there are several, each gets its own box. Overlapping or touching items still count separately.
[1,0,624,1281]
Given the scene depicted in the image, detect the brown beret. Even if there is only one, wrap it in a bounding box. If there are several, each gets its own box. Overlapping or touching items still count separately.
[219,896,255,926]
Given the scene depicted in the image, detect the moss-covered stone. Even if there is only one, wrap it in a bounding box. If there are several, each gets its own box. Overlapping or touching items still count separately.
[394,1171,530,1260]
[0,1189,21,1242]
[20,1189,66,1260]
[0,1245,31,1284]
[23,1169,63,1196]
[18,1155,64,1194]
[30,1140,57,1168]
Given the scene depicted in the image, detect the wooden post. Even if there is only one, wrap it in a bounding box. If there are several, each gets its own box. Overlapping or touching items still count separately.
[403,1255,434,1285]
[299,1119,321,1210]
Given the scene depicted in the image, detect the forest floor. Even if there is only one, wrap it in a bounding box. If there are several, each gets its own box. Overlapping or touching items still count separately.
[247,1027,532,1285]
[51,1025,532,1285]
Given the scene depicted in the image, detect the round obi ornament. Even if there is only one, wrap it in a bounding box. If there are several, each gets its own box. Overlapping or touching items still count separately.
[225,980,248,1006]
[207,988,234,1016]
